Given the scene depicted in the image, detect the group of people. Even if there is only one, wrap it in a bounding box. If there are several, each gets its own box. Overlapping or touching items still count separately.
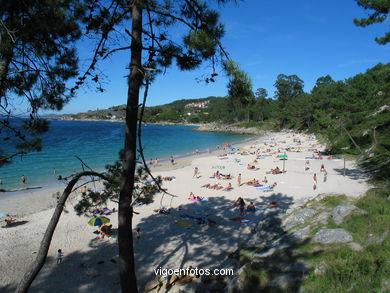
[149,158,159,167]
[233,197,257,216]
[312,163,328,190]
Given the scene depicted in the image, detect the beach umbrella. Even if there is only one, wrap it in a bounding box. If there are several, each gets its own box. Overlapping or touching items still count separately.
[88,216,110,226]
[279,155,288,172]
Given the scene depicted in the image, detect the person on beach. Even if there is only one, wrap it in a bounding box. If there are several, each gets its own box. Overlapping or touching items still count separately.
[323,169,328,182]
[149,158,153,166]
[247,202,256,211]
[320,163,325,172]
[154,158,158,167]
[170,156,175,165]
[234,197,245,216]
[193,167,199,178]
[56,249,63,264]
[225,182,233,191]
[313,173,317,190]
[21,175,26,184]
[53,169,56,175]
[262,176,268,184]
[305,160,310,171]
[5,215,15,225]
[239,199,245,216]
[81,186,87,196]
[237,173,241,187]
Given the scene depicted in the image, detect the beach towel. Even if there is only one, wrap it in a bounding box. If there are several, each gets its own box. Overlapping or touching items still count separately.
[229,217,250,223]
[102,208,117,215]
[256,186,270,190]
[176,221,193,227]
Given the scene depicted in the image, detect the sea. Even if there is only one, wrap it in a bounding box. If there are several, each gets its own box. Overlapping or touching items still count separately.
[0,120,253,190]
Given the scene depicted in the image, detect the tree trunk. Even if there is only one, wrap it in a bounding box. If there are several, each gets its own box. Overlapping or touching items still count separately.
[340,124,363,155]
[16,171,108,293]
[118,4,143,293]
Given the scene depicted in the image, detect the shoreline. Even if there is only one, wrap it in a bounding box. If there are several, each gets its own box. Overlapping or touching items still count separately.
[0,133,264,217]
[0,122,254,191]
[0,131,371,292]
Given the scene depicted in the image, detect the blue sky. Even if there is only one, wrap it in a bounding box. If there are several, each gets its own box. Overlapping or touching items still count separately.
[53,0,389,114]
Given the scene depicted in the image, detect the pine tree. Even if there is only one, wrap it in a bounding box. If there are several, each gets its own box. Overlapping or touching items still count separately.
[0,0,84,166]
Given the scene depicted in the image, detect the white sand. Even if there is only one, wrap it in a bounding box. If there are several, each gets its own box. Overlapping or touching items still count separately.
[0,131,370,292]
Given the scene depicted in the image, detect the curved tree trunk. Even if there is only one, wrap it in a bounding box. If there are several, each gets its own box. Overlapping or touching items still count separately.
[118,4,143,293]
[16,171,109,293]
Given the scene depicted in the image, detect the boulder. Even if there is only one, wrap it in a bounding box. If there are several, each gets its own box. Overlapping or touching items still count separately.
[312,228,353,244]
[282,208,317,230]
[287,225,312,242]
[332,205,357,225]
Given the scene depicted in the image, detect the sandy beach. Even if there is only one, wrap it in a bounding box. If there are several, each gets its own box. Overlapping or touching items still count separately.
[0,131,370,292]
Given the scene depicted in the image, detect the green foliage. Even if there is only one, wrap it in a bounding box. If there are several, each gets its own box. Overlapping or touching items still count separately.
[74,151,162,216]
[225,60,255,108]
[72,62,390,181]
[303,244,390,292]
[354,0,390,44]
[274,74,304,102]
[0,0,84,166]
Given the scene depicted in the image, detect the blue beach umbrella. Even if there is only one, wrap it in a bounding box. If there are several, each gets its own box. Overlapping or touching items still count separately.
[88,216,110,226]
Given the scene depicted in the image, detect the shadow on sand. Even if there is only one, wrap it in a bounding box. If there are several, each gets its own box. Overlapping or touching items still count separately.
[8,192,317,292]
[333,167,368,181]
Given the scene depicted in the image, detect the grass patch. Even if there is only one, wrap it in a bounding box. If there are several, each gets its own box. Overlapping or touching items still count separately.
[300,186,390,292]
[318,194,348,208]
[301,243,390,292]
[339,187,390,243]
[303,194,348,209]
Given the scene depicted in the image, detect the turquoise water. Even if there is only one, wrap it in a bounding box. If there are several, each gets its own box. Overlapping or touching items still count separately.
[0,120,252,190]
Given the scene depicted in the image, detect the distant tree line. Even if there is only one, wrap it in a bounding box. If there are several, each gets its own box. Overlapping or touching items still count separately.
[142,63,390,180]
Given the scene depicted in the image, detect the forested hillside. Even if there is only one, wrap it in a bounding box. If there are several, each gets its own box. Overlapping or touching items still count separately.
[68,63,389,180]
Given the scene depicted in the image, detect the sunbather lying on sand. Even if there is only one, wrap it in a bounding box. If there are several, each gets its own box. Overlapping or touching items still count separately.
[154,207,170,214]
[246,178,260,186]
[247,164,255,170]
[223,183,233,191]
[266,166,282,174]
[188,192,204,201]
[5,215,15,226]
[162,176,176,181]
[201,183,223,190]
[220,173,232,179]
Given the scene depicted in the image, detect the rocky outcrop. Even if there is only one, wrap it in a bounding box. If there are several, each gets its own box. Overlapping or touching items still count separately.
[312,228,353,244]
[331,205,357,225]
[193,123,266,135]
[282,208,317,230]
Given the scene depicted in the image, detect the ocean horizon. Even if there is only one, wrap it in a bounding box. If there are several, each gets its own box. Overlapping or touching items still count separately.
[0,120,253,191]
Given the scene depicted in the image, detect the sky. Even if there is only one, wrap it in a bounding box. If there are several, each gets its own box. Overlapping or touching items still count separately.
[47,0,389,114]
